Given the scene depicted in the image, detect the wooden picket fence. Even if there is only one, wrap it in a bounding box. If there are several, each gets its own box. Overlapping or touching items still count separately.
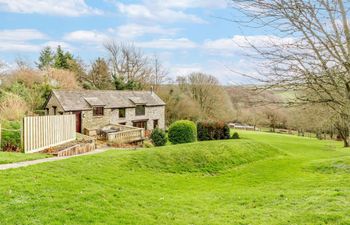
[22,115,76,153]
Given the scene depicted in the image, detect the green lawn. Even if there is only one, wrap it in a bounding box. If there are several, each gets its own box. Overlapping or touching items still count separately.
[1,131,350,224]
[0,152,51,164]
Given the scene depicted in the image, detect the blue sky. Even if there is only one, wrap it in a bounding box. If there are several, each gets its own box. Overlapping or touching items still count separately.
[0,0,272,84]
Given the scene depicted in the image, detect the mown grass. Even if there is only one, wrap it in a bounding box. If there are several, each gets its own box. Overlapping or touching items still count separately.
[0,131,350,224]
[0,152,51,164]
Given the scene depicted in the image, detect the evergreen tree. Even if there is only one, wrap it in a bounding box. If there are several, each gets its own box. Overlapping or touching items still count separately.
[67,57,86,84]
[54,45,70,69]
[37,46,54,69]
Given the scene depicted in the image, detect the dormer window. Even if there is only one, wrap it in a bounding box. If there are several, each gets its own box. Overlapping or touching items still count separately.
[93,107,104,116]
[135,105,145,116]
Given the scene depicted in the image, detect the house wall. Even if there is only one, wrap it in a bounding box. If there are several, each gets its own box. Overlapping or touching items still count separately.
[45,95,65,115]
[145,106,165,130]
[81,106,165,131]
[82,108,111,130]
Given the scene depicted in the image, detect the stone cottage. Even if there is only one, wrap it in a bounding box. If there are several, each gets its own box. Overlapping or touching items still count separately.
[44,90,165,133]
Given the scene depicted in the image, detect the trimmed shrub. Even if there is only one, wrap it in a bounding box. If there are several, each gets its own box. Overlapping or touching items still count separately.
[223,124,231,139]
[150,128,167,147]
[197,121,231,141]
[232,132,240,139]
[1,120,21,152]
[168,120,197,144]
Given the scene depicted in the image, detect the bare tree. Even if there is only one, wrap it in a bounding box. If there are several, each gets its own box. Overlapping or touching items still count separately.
[177,73,233,121]
[233,0,350,146]
[104,41,152,90]
[150,54,168,91]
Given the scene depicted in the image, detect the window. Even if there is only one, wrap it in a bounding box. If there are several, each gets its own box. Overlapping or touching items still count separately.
[45,108,49,115]
[133,121,147,130]
[53,106,57,115]
[119,108,126,118]
[135,105,145,116]
[153,120,159,129]
[93,107,104,116]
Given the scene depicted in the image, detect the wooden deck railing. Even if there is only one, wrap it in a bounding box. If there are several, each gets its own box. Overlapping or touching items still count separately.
[106,124,144,144]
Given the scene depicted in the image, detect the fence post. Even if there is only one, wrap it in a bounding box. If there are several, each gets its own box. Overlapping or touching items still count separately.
[21,118,24,153]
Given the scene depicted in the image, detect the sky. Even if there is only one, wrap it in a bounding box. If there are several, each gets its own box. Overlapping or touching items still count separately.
[0,0,268,84]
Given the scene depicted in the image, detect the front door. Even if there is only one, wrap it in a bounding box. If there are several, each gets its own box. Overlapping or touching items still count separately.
[73,111,82,133]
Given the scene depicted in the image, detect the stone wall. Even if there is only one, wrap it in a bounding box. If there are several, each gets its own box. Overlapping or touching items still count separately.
[82,106,165,131]
[82,109,111,130]
[55,141,96,157]
[45,94,65,115]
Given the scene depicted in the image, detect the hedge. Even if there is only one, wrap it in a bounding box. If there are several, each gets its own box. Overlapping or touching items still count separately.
[1,120,21,152]
[168,120,197,144]
[197,121,231,141]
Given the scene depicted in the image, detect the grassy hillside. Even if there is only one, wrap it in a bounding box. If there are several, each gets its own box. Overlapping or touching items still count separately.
[127,139,280,173]
[0,131,350,224]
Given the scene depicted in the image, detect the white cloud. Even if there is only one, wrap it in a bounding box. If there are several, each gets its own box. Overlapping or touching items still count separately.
[0,29,48,52]
[43,41,74,51]
[63,30,110,44]
[114,0,228,24]
[145,0,228,9]
[169,59,258,85]
[136,38,198,49]
[0,29,48,41]
[0,29,74,53]
[171,64,203,77]
[203,35,295,55]
[114,24,178,39]
[0,0,103,16]
[0,43,40,52]
[116,2,205,23]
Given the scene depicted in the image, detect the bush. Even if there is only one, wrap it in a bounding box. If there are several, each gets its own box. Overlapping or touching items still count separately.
[223,124,231,139]
[1,120,21,152]
[150,128,167,147]
[232,132,240,139]
[168,120,197,144]
[197,121,231,141]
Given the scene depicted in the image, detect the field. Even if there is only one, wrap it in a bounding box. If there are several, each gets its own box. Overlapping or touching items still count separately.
[1,131,350,224]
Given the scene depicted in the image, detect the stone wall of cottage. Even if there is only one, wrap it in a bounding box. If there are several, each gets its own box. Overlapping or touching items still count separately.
[82,109,111,130]
[81,106,165,131]
[45,95,65,115]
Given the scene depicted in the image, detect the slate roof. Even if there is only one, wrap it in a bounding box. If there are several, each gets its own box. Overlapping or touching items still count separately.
[49,90,165,111]
[84,97,106,106]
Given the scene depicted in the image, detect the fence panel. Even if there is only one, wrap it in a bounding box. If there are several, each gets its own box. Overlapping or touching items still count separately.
[23,115,76,153]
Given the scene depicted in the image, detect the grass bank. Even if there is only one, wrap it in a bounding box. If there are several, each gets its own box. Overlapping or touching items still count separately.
[0,131,350,224]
